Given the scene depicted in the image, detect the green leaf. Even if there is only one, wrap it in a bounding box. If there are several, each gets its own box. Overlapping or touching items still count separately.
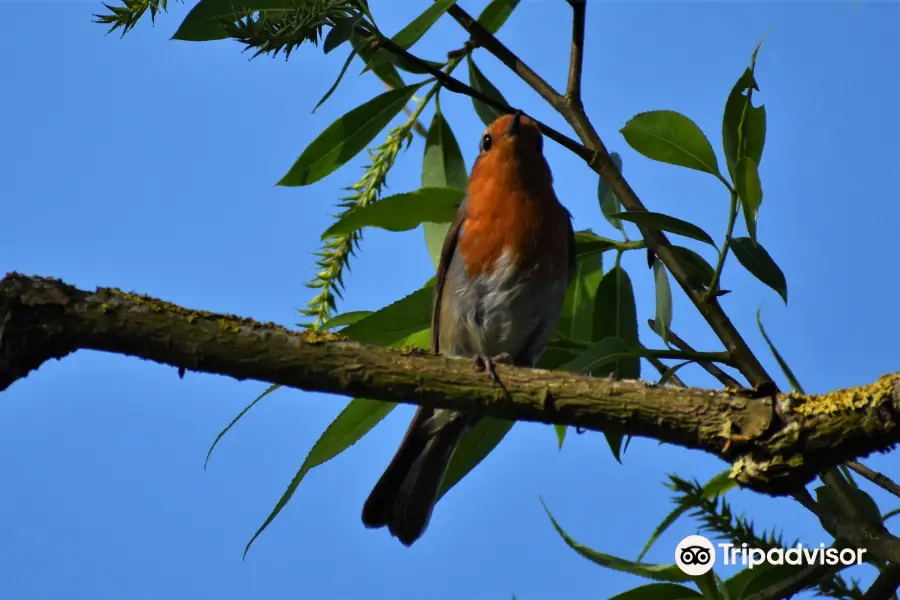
[279,82,425,187]
[554,250,603,448]
[592,266,641,381]
[652,260,672,343]
[320,310,372,331]
[756,308,803,392]
[323,16,358,54]
[727,236,787,304]
[204,383,281,469]
[244,397,396,557]
[312,47,358,114]
[422,105,469,191]
[477,0,520,34]
[620,110,721,176]
[437,417,513,499]
[559,336,633,375]
[541,499,692,582]
[611,211,716,248]
[590,265,640,461]
[173,0,314,41]
[813,485,843,537]
[558,252,604,343]
[834,485,881,525]
[734,157,763,243]
[535,336,585,374]
[816,485,882,533]
[814,485,883,550]
[637,469,736,561]
[599,152,626,235]
[574,230,621,256]
[657,360,691,386]
[725,564,799,600]
[722,40,767,178]
[323,187,465,237]
[342,281,434,347]
[468,56,509,126]
[350,30,405,89]
[671,246,716,289]
[554,424,567,449]
[609,584,702,600]
[423,223,451,270]
[422,102,468,268]
[391,0,458,50]
[694,572,720,600]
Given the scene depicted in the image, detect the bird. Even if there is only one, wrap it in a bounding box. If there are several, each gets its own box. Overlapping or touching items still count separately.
[361,111,576,547]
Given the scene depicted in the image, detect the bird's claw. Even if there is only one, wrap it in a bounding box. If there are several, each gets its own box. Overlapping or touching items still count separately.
[474,353,515,404]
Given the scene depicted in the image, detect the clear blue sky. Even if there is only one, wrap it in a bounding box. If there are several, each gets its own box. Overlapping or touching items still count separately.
[1,1,898,598]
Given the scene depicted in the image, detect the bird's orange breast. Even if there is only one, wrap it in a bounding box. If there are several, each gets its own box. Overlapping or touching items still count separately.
[458,171,568,278]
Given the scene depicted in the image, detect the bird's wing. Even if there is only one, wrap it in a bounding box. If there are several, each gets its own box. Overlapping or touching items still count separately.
[431,200,468,353]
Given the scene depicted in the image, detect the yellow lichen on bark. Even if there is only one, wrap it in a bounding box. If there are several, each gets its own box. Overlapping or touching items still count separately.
[789,374,900,417]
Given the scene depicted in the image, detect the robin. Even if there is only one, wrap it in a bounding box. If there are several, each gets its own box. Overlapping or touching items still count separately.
[361,111,576,546]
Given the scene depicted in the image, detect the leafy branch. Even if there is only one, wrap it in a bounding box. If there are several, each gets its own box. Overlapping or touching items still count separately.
[300,52,468,329]
[93,0,174,35]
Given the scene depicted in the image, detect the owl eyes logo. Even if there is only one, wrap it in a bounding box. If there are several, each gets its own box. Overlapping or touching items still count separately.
[675,535,716,575]
[679,545,712,565]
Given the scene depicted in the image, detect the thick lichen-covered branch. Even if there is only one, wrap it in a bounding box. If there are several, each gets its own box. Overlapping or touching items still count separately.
[2,273,900,499]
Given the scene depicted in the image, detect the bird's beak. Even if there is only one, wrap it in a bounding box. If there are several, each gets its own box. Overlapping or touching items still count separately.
[508,111,523,136]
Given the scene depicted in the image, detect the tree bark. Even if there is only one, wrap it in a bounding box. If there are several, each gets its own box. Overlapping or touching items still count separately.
[2,272,899,497]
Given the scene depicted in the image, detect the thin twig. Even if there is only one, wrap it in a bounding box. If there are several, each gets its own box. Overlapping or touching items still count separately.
[565,0,586,105]
[383,81,428,138]
[647,319,743,389]
[446,5,567,112]
[365,33,591,164]
[848,461,900,502]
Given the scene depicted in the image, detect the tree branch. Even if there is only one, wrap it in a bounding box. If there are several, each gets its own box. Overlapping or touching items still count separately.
[445,4,567,113]
[848,461,900,502]
[365,34,590,163]
[565,0,586,105]
[385,80,428,138]
[3,272,900,499]
[793,487,900,565]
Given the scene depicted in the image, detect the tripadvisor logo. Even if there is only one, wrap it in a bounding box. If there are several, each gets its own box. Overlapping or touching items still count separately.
[675,535,868,576]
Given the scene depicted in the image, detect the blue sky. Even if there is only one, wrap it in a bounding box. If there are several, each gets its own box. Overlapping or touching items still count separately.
[1,1,898,598]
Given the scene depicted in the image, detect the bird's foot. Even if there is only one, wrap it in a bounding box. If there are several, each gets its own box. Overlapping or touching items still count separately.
[474,353,514,403]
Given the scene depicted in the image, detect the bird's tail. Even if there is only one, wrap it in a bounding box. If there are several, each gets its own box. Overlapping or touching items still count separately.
[361,407,467,546]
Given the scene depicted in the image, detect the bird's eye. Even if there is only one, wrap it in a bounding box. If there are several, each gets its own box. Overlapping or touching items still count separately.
[481,133,492,152]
